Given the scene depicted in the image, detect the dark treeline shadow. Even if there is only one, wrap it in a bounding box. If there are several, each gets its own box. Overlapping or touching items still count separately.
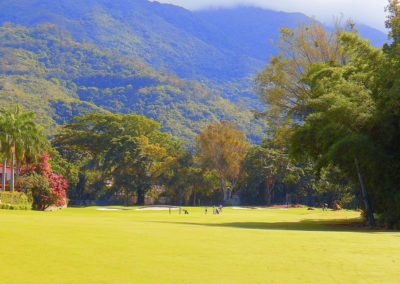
[147,219,399,233]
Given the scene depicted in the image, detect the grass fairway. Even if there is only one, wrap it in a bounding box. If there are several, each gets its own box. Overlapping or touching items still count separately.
[0,207,399,283]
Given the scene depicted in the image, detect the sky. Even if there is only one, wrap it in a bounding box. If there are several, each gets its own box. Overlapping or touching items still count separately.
[153,0,388,31]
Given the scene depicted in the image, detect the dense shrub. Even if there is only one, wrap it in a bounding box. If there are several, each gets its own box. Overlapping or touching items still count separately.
[0,191,31,210]
[21,173,54,211]
[20,154,68,210]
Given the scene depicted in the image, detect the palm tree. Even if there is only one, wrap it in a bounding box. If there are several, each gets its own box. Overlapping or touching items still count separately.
[0,111,10,191]
[0,106,46,191]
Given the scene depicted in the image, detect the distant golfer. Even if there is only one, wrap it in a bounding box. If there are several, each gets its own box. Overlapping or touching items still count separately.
[205,207,208,214]
[219,204,223,213]
[179,207,182,215]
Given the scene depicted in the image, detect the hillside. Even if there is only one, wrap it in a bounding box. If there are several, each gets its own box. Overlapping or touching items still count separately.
[0,1,386,82]
[0,0,387,142]
[0,0,260,81]
[0,25,265,142]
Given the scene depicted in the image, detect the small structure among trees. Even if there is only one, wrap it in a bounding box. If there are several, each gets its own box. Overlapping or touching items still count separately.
[0,165,11,189]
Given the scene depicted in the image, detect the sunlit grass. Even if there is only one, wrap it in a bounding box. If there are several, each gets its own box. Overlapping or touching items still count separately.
[0,207,399,283]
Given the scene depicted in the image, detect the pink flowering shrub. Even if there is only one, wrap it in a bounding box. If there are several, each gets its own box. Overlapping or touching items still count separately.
[22,154,68,210]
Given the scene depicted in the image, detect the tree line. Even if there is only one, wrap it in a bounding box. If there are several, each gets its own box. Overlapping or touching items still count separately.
[48,112,352,210]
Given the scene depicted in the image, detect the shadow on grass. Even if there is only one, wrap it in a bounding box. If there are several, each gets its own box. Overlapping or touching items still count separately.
[148,218,397,233]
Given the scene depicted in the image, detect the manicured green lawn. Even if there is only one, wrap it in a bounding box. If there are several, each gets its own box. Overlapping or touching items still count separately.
[0,207,399,283]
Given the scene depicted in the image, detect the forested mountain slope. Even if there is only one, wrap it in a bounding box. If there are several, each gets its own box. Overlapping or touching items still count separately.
[0,25,265,142]
[0,0,386,82]
[0,0,387,142]
[0,0,258,81]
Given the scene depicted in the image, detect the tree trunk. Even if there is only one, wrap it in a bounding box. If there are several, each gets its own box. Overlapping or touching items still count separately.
[192,189,197,206]
[228,180,236,201]
[2,159,6,191]
[77,173,86,200]
[265,182,276,206]
[354,158,375,226]
[11,152,15,192]
[124,189,129,206]
[221,179,228,203]
[137,189,145,205]
[16,160,20,181]
[265,185,272,206]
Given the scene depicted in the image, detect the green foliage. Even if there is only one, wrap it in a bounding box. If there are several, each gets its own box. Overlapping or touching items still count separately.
[21,173,54,211]
[55,113,176,205]
[258,18,400,227]
[0,191,31,210]
[255,22,345,130]
[160,151,219,205]
[0,105,47,191]
[288,34,391,226]
[0,105,47,159]
[385,0,400,43]
[104,135,168,205]
[47,147,79,192]
[239,145,299,205]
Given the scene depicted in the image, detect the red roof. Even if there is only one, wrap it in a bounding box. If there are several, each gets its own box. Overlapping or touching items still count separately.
[0,166,11,173]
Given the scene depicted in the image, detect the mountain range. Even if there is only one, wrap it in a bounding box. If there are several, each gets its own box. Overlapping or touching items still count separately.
[0,0,388,144]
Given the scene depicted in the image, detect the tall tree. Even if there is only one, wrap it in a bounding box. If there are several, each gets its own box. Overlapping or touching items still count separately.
[255,20,395,226]
[240,145,298,206]
[255,21,345,131]
[55,113,176,205]
[0,106,45,191]
[104,135,167,205]
[385,0,400,44]
[160,151,217,206]
[197,121,249,203]
[288,32,387,226]
[0,112,9,191]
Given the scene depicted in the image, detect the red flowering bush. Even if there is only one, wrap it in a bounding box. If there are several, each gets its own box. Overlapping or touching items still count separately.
[48,174,68,207]
[21,154,68,210]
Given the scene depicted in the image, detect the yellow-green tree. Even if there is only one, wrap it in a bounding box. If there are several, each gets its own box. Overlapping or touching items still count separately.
[197,121,249,203]
[255,21,345,139]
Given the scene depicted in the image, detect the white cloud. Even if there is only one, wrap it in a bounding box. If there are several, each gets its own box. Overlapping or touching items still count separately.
[153,0,388,31]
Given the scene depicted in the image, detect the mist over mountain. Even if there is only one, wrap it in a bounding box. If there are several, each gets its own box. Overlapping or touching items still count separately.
[195,6,387,57]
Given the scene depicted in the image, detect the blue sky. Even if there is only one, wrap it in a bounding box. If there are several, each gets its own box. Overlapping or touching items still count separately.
[154,0,388,31]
